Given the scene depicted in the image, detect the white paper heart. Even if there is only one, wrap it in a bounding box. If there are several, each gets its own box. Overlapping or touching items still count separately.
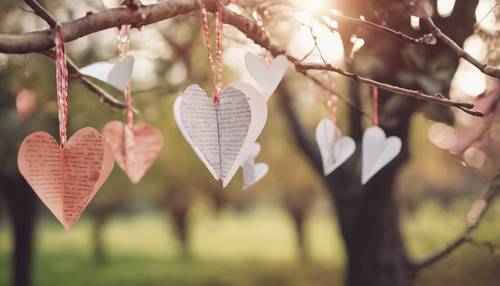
[80,55,135,91]
[245,52,287,99]
[315,118,355,176]
[361,126,402,184]
[174,83,267,188]
[242,160,269,190]
[241,142,268,190]
[244,142,262,159]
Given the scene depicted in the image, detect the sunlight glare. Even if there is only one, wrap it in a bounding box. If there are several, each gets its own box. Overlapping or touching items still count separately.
[291,0,331,15]
[290,13,344,64]
[410,16,420,30]
[428,122,456,150]
[437,0,456,17]
[450,35,487,99]
[464,147,487,169]
[102,0,119,8]
[475,0,499,33]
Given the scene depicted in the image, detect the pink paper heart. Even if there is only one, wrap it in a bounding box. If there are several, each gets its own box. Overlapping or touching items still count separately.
[18,127,114,230]
[102,121,164,183]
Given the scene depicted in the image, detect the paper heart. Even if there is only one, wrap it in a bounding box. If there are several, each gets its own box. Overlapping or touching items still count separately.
[174,82,267,188]
[315,118,355,176]
[80,55,135,91]
[361,126,401,184]
[244,142,262,159]
[245,52,287,99]
[242,160,269,190]
[102,121,164,183]
[18,127,114,230]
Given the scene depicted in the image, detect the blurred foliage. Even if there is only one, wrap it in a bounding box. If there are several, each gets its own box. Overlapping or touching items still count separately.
[1,201,500,286]
[0,0,498,285]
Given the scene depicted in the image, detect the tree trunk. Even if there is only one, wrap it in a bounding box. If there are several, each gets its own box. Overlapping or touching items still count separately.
[290,212,308,262]
[1,176,37,286]
[166,188,191,258]
[280,75,416,285]
[284,188,313,262]
[175,211,190,258]
[327,158,413,286]
[278,0,479,284]
[92,215,106,264]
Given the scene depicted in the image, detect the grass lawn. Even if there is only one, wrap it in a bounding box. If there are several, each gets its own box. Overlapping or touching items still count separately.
[1,200,500,286]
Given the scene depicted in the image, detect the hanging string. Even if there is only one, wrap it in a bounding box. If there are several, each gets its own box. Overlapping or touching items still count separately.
[371,86,379,126]
[54,26,68,146]
[330,93,338,125]
[200,0,224,103]
[118,25,134,129]
[322,76,338,125]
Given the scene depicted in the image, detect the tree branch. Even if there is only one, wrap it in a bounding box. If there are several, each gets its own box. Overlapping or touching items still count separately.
[0,0,484,116]
[295,62,482,117]
[24,0,129,110]
[424,17,500,80]
[325,13,436,45]
[414,173,500,271]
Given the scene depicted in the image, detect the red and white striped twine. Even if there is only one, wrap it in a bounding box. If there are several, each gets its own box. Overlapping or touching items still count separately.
[200,0,224,103]
[55,26,69,146]
[118,25,134,129]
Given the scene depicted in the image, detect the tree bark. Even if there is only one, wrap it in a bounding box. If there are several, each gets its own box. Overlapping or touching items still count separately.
[165,189,191,258]
[92,215,106,264]
[290,211,308,262]
[1,176,37,286]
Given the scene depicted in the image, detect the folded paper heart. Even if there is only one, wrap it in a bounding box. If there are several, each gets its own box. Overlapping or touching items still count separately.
[174,82,267,187]
[17,128,114,230]
[241,142,268,190]
[316,118,356,176]
[80,55,135,91]
[243,161,269,190]
[102,121,164,184]
[245,52,287,99]
[244,141,262,160]
[361,126,401,184]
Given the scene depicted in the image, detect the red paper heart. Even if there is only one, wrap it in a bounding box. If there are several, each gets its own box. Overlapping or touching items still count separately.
[18,127,114,230]
[102,121,164,183]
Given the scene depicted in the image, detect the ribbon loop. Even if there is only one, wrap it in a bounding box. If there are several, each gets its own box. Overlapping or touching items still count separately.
[54,26,68,146]
[118,25,134,128]
[200,0,224,103]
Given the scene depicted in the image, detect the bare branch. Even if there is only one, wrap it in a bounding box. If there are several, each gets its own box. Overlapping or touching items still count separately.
[414,173,500,271]
[294,62,483,117]
[424,17,500,79]
[304,74,370,118]
[0,0,200,54]
[42,50,128,109]
[325,13,436,45]
[25,0,129,110]
[0,0,484,116]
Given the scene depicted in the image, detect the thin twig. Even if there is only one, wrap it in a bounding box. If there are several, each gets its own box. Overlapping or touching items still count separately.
[414,174,500,271]
[294,62,483,117]
[474,2,500,30]
[325,13,436,45]
[42,50,128,109]
[425,17,500,79]
[467,237,500,255]
[304,73,369,117]
[26,0,129,110]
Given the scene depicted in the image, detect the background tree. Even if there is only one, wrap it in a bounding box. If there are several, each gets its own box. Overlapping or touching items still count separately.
[0,1,498,286]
